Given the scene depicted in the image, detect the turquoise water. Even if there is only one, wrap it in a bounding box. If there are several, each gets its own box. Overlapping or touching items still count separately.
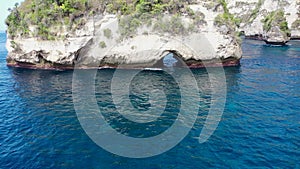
[0,32,299,168]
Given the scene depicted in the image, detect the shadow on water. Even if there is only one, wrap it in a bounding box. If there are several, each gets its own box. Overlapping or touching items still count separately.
[95,69,181,138]
[9,67,74,98]
[224,67,242,92]
[9,65,243,135]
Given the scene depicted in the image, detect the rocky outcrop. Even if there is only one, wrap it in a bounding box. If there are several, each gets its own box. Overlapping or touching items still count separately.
[7,37,93,66]
[263,26,289,45]
[6,0,300,69]
[228,0,299,44]
[290,30,300,40]
[6,3,242,69]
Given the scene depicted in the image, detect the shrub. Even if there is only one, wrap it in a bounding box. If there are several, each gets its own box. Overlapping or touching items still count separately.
[248,0,264,23]
[152,3,167,15]
[185,7,195,16]
[99,41,107,48]
[136,1,152,13]
[169,15,186,34]
[262,10,290,36]
[10,41,17,49]
[6,0,91,39]
[5,0,203,40]
[103,28,112,39]
[119,15,142,38]
[153,15,189,35]
[214,0,241,28]
[37,23,52,40]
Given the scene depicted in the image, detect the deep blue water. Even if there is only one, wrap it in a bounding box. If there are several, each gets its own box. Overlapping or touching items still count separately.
[0,32,299,168]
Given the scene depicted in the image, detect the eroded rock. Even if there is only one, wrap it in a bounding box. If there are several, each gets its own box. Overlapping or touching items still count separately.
[6,12,242,69]
[263,26,290,45]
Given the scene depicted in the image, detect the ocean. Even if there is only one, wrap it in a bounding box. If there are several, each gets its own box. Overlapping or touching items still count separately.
[0,32,299,168]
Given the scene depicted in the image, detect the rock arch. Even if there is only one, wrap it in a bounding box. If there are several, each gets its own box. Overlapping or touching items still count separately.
[153,50,187,68]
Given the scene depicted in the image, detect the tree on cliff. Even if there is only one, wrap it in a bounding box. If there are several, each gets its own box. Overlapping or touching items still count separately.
[5,0,199,40]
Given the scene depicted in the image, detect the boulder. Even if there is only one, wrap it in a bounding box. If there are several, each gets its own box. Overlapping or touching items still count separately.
[263,26,290,45]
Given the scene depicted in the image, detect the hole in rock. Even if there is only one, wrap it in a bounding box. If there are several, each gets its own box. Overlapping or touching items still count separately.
[154,52,185,68]
[163,53,178,67]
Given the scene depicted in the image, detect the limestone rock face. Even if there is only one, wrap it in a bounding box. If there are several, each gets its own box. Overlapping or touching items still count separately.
[291,30,300,40]
[228,0,299,40]
[263,26,290,45]
[6,37,93,68]
[7,0,300,69]
[6,6,242,69]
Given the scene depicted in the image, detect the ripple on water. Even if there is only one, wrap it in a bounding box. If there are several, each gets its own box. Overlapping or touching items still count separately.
[0,33,299,168]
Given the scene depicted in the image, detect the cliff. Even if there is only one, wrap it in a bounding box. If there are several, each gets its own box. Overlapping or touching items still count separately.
[227,0,299,42]
[5,0,299,69]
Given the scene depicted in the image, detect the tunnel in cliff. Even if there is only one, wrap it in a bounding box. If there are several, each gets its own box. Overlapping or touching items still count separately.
[153,51,186,68]
[153,50,204,68]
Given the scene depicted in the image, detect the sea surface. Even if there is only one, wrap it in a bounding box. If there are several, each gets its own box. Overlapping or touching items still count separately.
[0,32,299,168]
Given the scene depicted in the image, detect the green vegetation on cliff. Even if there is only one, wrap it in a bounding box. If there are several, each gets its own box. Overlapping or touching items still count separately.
[108,0,203,38]
[213,0,241,44]
[6,0,202,40]
[214,0,241,28]
[6,3,30,38]
[6,0,90,39]
[248,0,264,23]
[262,10,290,36]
